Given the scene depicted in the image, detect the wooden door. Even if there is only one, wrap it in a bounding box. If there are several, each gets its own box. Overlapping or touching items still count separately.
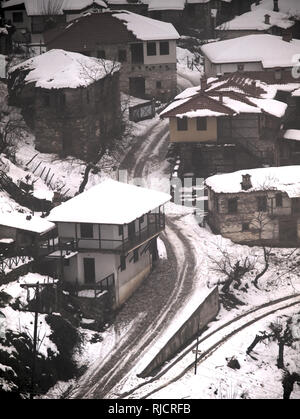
[279,219,297,243]
[83,258,96,284]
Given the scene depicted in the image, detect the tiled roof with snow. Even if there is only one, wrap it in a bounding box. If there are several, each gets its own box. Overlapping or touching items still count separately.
[63,0,107,10]
[160,73,288,119]
[216,8,294,31]
[2,0,107,14]
[48,179,171,225]
[111,10,180,40]
[148,0,185,11]
[252,0,300,19]
[0,213,55,234]
[201,34,300,68]
[283,129,300,142]
[9,49,120,90]
[205,166,300,198]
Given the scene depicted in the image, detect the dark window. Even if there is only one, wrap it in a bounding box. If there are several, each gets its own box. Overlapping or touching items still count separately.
[97,50,106,59]
[177,117,188,131]
[64,258,70,266]
[257,196,267,212]
[242,223,250,231]
[276,193,283,207]
[80,223,94,238]
[118,49,127,62]
[147,42,157,56]
[237,64,244,71]
[58,93,65,108]
[120,254,126,271]
[12,12,23,23]
[160,41,169,55]
[130,43,144,64]
[139,216,145,224]
[292,198,300,214]
[196,117,207,131]
[187,4,196,16]
[156,81,162,89]
[133,249,139,263]
[43,94,50,107]
[214,196,219,212]
[118,225,124,236]
[228,198,238,214]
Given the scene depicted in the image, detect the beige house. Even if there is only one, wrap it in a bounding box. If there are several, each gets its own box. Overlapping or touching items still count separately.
[48,179,170,308]
[160,74,288,166]
[205,166,300,246]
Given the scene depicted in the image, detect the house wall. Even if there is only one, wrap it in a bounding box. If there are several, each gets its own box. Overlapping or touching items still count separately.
[218,114,279,164]
[63,241,153,308]
[4,8,31,32]
[0,225,34,247]
[25,71,121,160]
[207,188,300,245]
[169,116,218,143]
[204,56,264,77]
[45,13,177,100]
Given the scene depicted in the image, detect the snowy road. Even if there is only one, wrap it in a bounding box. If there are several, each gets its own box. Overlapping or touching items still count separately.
[67,118,202,399]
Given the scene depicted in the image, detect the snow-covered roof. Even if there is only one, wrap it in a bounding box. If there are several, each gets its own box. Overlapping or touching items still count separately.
[48,179,171,225]
[201,34,300,68]
[111,10,180,41]
[252,0,300,19]
[2,0,107,14]
[216,8,294,31]
[205,166,300,198]
[148,0,185,11]
[160,74,288,119]
[63,0,107,11]
[0,213,55,234]
[283,129,300,142]
[2,0,64,15]
[9,49,120,90]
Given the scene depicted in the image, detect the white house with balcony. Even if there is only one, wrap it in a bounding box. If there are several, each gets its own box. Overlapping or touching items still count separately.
[48,179,170,308]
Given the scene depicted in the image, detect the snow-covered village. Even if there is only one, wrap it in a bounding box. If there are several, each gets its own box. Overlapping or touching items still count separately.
[0,0,299,404]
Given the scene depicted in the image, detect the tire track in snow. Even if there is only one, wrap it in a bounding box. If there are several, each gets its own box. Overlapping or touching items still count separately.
[119,293,300,399]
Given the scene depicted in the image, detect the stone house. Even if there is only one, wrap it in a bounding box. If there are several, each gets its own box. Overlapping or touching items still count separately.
[215,8,297,40]
[0,0,109,44]
[160,73,291,174]
[201,33,300,78]
[8,49,121,160]
[47,179,170,308]
[44,10,180,101]
[205,166,300,246]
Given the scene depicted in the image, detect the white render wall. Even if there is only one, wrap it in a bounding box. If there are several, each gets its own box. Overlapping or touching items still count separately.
[63,242,153,307]
[204,56,264,76]
[143,40,177,65]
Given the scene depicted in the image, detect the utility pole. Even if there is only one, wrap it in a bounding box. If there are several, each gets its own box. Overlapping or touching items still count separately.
[194,319,200,375]
[31,282,40,400]
[20,278,59,399]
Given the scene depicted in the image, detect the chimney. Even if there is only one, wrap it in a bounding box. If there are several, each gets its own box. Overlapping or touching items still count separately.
[273,0,279,12]
[200,76,207,91]
[264,14,270,25]
[282,30,292,42]
[218,92,224,103]
[241,174,252,191]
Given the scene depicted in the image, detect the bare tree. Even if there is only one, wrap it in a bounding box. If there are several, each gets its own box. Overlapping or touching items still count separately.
[0,106,28,159]
[76,59,132,194]
[208,244,255,294]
